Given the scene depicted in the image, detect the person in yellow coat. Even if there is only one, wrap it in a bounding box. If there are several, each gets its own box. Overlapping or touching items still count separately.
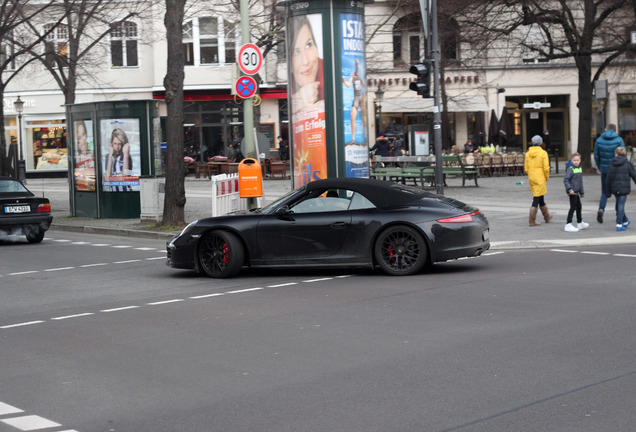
[524,135,553,226]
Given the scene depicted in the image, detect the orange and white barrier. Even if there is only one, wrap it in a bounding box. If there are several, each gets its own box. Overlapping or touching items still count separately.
[211,174,261,216]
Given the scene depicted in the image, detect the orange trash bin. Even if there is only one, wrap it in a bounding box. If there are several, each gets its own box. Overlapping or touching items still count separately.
[238,158,263,198]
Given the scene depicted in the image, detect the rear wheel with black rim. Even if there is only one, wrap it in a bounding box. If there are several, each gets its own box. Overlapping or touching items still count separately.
[374,225,427,276]
[198,230,244,278]
[26,229,45,244]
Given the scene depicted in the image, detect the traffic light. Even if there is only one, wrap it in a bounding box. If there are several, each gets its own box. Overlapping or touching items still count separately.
[409,60,433,98]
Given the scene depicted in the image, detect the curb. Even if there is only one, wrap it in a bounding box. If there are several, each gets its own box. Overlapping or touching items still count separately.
[50,223,177,241]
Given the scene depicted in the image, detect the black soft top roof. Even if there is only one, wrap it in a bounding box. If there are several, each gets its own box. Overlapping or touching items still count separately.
[304,177,435,208]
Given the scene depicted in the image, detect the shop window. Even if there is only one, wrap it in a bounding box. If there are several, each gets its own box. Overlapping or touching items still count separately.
[26,120,67,171]
[43,23,68,68]
[618,94,636,148]
[182,16,237,66]
[110,20,139,68]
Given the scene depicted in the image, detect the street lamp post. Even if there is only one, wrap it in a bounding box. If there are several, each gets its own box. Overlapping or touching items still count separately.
[375,85,384,137]
[13,95,26,183]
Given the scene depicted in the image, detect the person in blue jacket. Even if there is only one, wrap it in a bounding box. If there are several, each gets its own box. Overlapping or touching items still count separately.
[593,123,624,223]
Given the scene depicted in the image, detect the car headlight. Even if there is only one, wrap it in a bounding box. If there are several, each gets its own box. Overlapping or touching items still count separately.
[180,220,199,237]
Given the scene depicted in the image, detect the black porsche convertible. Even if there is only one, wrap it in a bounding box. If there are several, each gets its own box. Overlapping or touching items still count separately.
[167,177,489,278]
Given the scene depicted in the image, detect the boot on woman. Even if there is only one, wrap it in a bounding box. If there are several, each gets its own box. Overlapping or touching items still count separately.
[529,207,541,227]
[540,205,553,223]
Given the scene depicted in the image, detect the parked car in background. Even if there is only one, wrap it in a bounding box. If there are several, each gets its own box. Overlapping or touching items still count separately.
[0,176,53,243]
[167,177,490,278]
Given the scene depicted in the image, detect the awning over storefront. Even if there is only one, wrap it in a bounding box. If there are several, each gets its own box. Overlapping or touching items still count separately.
[380,95,489,113]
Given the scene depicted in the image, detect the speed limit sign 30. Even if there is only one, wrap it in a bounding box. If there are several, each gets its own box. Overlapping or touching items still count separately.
[237,43,263,76]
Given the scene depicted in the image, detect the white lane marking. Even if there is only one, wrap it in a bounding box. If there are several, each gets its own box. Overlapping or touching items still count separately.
[51,313,94,321]
[135,247,156,251]
[146,257,165,261]
[1,414,61,430]
[613,253,636,258]
[303,278,333,283]
[101,306,139,313]
[80,263,108,268]
[550,249,578,253]
[8,271,39,276]
[71,241,90,245]
[147,299,184,306]
[113,259,141,264]
[581,251,610,255]
[91,243,110,247]
[226,288,263,294]
[482,251,505,256]
[0,402,23,415]
[52,239,72,243]
[335,275,354,278]
[267,282,298,288]
[190,293,225,299]
[44,267,75,272]
[112,245,133,249]
[0,321,45,329]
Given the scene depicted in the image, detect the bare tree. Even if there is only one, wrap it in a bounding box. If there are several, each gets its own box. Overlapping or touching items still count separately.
[162,0,187,226]
[457,0,635,171]
[0,0,58,176]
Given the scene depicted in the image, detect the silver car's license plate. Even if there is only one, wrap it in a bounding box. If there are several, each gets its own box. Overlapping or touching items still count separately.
[4,205,31,213]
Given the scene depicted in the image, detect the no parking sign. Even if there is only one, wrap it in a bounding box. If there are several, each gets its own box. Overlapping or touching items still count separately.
[235,76,258,99]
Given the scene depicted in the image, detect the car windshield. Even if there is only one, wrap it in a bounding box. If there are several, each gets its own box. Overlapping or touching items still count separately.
[0,179,31,194]
[258,186,306,215]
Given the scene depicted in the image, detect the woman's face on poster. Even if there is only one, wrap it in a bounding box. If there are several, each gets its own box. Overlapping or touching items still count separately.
[112,136,123,154]
[77,124,88,153]
[292,23,319,89]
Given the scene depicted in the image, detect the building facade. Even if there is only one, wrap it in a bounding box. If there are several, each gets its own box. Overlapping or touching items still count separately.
[3,0,635,176]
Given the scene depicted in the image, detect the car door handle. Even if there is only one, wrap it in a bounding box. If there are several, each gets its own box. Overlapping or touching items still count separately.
[330,222,347,229]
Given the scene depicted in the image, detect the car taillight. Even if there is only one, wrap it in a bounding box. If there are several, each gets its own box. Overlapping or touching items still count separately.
[437,211,479,223]
[37,203,51,213]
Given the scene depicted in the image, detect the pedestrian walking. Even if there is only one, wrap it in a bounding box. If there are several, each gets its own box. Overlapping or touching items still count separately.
[525,135,553,226]
[563,152,589,232]
[605,146,636,231]
[593,123,625,223]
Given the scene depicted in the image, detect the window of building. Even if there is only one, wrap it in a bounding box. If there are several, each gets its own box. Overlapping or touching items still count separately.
[110,20,139,68]
[393,14,423,68]
[183,16,237,66]
[393,13,458,67]
[1,35,16,70]
[521,24,550,64]
[43,23,69,68]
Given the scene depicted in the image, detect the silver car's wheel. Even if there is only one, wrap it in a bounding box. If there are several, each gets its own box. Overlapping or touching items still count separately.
[374,225,427,276]
[198,230,244,278]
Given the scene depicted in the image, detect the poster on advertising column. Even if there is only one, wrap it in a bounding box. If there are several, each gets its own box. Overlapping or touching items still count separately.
[289,13,327,187]
[341,13,368,178]
[73,120,95,191]
[100,118,141,192]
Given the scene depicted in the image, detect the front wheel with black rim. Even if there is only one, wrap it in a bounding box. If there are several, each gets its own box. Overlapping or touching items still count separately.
[374,225,428,276]
[198,230,244,278]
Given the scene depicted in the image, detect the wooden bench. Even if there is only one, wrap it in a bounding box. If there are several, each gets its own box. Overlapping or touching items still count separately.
[370,155,479,187]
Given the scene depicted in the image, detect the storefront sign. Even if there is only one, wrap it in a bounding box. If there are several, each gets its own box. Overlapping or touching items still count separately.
[368,75,479,89]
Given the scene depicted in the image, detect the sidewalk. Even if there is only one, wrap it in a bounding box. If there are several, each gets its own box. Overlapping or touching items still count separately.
[27,164,636,250]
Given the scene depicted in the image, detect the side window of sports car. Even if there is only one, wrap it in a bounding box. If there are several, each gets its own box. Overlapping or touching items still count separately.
[348,192,375,210]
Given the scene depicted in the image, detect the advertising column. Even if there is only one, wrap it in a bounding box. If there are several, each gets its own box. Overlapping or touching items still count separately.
[286,0,368,186]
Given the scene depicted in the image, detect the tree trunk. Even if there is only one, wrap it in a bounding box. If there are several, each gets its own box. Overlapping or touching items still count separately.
[162,0,187,226]
[575,56,595,173]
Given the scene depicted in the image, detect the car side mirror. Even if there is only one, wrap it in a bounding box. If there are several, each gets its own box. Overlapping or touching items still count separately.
[275,205,292,217]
